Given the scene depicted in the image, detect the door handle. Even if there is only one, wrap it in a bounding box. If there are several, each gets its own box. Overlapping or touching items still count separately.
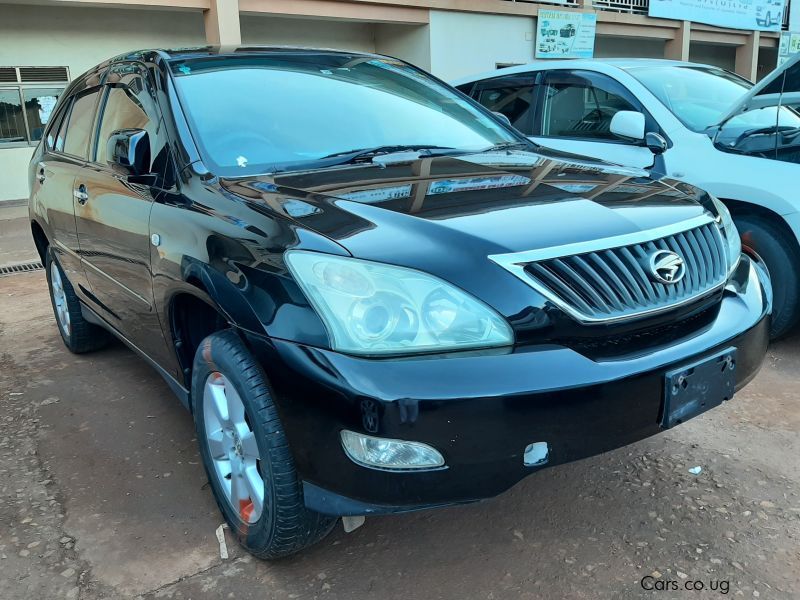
[73,184,89,205]
[37,162,46,184]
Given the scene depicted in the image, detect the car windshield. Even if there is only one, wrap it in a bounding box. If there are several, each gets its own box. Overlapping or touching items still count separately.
[630,65,800,132]
[170,53,519,176]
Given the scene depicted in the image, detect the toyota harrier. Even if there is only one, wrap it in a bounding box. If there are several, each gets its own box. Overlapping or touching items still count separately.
[28,47,770,558]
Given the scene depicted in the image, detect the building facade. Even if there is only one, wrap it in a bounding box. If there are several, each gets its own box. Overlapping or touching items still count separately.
[0,0,789,203]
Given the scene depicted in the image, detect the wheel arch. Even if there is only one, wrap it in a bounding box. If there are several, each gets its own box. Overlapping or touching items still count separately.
[720,198,800,257]
[30,219,49,264]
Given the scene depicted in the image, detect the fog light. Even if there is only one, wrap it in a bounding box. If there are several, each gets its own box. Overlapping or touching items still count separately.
[340,430,445,471]
[523,442,549,467]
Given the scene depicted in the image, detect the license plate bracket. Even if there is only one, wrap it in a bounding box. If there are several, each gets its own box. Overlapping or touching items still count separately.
[661,347,737,429]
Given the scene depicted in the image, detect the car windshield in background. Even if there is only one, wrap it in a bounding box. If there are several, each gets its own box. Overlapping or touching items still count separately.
[630,65,800,132]
[170,54,518,176]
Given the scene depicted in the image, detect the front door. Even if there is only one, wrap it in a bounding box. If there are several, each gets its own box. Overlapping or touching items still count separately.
[73,64,169,364]
[530,70,656,169]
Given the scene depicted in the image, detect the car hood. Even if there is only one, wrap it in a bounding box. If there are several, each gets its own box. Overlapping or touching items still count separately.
[222,149,710,263]
[718,52,800,124]
[221,149,714,324]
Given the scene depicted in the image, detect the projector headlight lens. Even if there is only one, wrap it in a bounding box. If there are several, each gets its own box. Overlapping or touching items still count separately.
[285,251,513,356]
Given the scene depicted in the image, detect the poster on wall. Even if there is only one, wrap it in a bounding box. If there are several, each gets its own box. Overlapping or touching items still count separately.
[778,31,800,66]
[535,11,597,59]
[649,0,785,32]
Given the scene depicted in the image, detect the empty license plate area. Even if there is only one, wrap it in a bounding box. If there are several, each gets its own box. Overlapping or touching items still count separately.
[661,347,737,429]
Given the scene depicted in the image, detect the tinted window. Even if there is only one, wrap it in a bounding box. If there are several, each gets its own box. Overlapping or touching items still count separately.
[95,78,157,165]
[473,77,535,133]
[0,89,25,143]
[539,71,638,141]
[63,89,100,158]
[172,54,518,176]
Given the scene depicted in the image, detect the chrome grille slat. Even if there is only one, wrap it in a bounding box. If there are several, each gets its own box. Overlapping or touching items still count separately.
[506,219,728,324]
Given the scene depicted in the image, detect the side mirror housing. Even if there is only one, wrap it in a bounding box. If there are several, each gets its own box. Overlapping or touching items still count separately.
[645,132,668,155]
[107,128,153,182]
[493,111,512,127]
[610,111,646,142]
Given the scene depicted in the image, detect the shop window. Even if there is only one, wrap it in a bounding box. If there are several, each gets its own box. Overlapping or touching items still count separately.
[0,66,69,147]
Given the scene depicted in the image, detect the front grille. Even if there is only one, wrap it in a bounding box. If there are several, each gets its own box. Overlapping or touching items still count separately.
[490,216,729,324]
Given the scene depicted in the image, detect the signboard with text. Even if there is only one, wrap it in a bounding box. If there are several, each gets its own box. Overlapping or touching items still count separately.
[649,0,784,32]
[536,11,597,59]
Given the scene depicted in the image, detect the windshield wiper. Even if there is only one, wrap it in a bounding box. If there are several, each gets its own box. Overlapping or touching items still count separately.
[320,144,459,165]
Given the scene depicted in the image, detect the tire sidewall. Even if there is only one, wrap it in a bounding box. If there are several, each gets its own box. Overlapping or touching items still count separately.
[735,215,800,338]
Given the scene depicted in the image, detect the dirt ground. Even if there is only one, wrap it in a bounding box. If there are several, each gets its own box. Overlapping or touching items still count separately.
[0,269,798,600]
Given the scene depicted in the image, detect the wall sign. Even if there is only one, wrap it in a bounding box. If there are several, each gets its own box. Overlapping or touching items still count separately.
[779,31,800,66]
[536,11,597,59]
[649,0,785,32]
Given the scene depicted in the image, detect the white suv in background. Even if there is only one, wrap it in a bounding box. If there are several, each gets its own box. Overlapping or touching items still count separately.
[454,56,800,338]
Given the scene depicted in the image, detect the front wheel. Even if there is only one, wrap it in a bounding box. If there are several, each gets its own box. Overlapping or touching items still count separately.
[192,330,336,559]
[734,213,800,339]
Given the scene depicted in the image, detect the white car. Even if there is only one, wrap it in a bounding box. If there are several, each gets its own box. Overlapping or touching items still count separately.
[454,56,800,338]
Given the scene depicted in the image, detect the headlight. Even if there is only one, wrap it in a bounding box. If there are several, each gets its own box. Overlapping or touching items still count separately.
[285,250,514,355]
[711,196,741,276]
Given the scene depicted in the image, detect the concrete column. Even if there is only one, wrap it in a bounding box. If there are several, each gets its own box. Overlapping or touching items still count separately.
[205,0,241,46]
[665,20,691,61]
[735,31,760,81]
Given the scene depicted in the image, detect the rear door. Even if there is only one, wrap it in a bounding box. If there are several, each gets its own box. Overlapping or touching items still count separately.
[31,88,101,292]
[530,69,656,169]
[73,63,168,362]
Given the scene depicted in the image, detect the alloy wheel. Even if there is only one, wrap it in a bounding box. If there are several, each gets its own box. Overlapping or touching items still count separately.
[50,261,71,337]
[202,372,265,523]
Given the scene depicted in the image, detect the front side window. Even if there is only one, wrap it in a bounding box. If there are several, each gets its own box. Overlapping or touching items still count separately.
[95,78,157,165]
[171,54,519,176]
[62,89,100,158]
[473,76,535,133]
[538,71,639,141]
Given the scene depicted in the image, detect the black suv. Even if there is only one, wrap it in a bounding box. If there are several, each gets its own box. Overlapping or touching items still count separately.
[29,47,770,558]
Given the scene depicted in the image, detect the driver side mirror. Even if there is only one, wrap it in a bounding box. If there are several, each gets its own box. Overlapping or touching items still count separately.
[107,128,154,184]
[610,110,646,142]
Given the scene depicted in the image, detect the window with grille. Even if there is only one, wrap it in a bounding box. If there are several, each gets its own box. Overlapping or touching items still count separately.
[0,66,70,147]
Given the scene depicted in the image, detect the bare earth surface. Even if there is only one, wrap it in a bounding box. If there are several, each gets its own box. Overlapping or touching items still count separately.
[0,270,798,600]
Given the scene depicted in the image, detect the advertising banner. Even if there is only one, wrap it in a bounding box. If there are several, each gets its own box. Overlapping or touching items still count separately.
[779,31,800,66]
[536,11,597,59]
[649,0,784,32]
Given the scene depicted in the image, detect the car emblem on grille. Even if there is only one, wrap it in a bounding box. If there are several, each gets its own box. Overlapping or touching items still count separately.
[648,250,685,284]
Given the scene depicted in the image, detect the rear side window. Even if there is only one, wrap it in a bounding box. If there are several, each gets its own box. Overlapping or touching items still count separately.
[473,77,536,133]
[62,89,100,158]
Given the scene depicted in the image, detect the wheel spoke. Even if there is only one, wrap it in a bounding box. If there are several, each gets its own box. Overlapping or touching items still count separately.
[230,459,247,505]
[238,430,260,460]
[243,464,265,517]
[207,429,229,459]
[207,380,231,427]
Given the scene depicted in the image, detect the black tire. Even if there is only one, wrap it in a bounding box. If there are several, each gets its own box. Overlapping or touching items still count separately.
[45,247,110,353]
[192,330,337,559]
[734,213,800,339]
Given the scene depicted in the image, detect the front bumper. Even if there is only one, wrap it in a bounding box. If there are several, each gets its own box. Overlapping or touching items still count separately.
[243,256,770,516]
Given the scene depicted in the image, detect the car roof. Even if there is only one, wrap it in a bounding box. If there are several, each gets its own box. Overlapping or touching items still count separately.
[451,58,721,86]
[108,45,384,66]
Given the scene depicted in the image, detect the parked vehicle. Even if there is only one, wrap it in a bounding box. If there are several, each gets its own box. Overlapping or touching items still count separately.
[455,58,800,338]
[560,24,577,38]
[30,48,770,559]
